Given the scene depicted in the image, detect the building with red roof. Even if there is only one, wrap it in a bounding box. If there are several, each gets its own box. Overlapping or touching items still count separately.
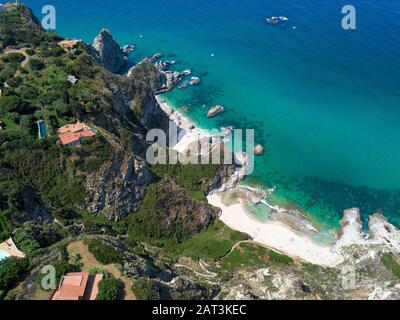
[51,272,103,300]
[57,122,96,146]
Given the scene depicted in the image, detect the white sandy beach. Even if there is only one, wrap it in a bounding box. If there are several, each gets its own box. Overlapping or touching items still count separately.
[155,95,209,154]
[207,193,344,267]
[155,95,345,267]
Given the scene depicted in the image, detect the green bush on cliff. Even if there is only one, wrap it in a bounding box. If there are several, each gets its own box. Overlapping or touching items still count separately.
[96,273,123,300]
[380,252,400,279]
[131,278,160,300]
[171,220,248,260]
[0,257,30,297]
[151,161,219,195]
[87,240,120,265]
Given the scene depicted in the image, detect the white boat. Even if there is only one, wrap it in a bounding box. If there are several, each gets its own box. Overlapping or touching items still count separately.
[279,16,289,21]
[266,16,279,24]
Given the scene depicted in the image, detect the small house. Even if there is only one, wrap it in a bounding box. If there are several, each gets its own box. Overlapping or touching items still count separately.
[58,122,96,146]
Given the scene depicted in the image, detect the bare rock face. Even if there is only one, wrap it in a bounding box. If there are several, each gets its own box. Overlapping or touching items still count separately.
[336,208,365,247]
[253,144,265,155]
[207,105,224,118]
[368,213,400,252]
[92,29,127,73]
[86,154,152,220]
[334,208,400,255]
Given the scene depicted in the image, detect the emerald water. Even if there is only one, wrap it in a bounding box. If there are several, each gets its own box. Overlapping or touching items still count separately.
[27,0,400,232]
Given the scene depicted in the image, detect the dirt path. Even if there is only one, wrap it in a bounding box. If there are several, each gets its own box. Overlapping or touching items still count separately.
[3,48,31,77]
[67,240,136,300]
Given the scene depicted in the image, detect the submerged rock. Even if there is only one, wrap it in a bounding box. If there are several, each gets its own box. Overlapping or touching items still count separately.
[253,144,265,155]
[207,105,224,118]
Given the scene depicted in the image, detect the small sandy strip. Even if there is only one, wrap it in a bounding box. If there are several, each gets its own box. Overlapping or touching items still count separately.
[207,193,344,267]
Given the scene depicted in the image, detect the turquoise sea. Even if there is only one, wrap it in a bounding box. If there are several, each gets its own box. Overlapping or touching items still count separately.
[26,0,400,233]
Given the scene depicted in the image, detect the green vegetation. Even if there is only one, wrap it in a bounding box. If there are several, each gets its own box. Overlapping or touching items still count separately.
[221,242,293,270]
[380,252,400,279]
[131,278,160,300]
[151,160,219,198]
[96,273,123,300]
[87,240,120,265]
[0,257,30,299]
[28,58,45,71]
[1,52,25,63]
[268,249,294,265]
[169,220,248,261]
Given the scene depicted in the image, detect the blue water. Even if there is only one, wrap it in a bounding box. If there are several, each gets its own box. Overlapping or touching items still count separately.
[0,249,10,261]
[26,0,400,231]
[38,120,47,139]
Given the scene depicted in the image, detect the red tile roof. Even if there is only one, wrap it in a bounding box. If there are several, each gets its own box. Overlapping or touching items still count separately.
[51,272,103,301]
[57,122,96,146]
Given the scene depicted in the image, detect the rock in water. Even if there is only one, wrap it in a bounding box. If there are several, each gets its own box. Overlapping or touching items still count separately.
[254,144,265,155]
[92,28,128,73]
[207,105,224,118]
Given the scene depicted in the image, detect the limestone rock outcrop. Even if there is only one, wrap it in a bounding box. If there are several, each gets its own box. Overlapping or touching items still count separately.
[92,29,128,73]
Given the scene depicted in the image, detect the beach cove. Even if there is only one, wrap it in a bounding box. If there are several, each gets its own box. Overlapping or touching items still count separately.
[26,0,400,244]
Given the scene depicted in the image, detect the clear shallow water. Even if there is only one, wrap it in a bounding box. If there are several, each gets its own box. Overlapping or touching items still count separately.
[26,0,400,231]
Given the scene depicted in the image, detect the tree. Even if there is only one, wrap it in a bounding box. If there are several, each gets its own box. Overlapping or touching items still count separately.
[0,96,22,115]
[0,257,30,294]
[1,52,25,64]
[96,274,122,300]
[87,240,120,265]
[29,58,45,71]
[19,114,34,135]
[131,278,161,300]
[6,112,20,123]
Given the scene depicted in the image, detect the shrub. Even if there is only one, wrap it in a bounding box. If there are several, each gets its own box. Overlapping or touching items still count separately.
[96,274,123,300]
[1,52,25,64]
[0,257,30,294]
[6,76,22,88]
[25,48,35,56]
[87,240,120,265]
[380,252,400,279]
[268,249,293,265]
[6,112,20,124]
[131,279,160,300]
[29,58,45,71]
[0,96,22,114]
[19,114,34,135]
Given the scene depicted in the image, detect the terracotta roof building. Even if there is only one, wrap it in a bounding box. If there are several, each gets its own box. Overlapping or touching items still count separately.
[58,39,82,50]
[51,272,103,300]
[57,122,96,146]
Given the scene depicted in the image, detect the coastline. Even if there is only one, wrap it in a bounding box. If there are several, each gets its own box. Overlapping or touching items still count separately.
[207,193,344,267]
[155,95,210,154]
[155,94,345,267]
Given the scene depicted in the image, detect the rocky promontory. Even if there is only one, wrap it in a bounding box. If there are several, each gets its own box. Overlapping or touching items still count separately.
[92,28,128,73]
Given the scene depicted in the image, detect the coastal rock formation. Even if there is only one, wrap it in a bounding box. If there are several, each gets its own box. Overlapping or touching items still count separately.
[92,28,128,73]
[253,144,265,155]
[161,70,183,92]
[336,208,365,247]
[129,57,177,92]
[369,214,400,252]
[207,105,225,118]
[86,154,152,220]
[334,208,400,254]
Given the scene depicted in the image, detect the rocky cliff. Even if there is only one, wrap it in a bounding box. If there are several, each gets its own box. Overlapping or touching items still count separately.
[92,28,128,73]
